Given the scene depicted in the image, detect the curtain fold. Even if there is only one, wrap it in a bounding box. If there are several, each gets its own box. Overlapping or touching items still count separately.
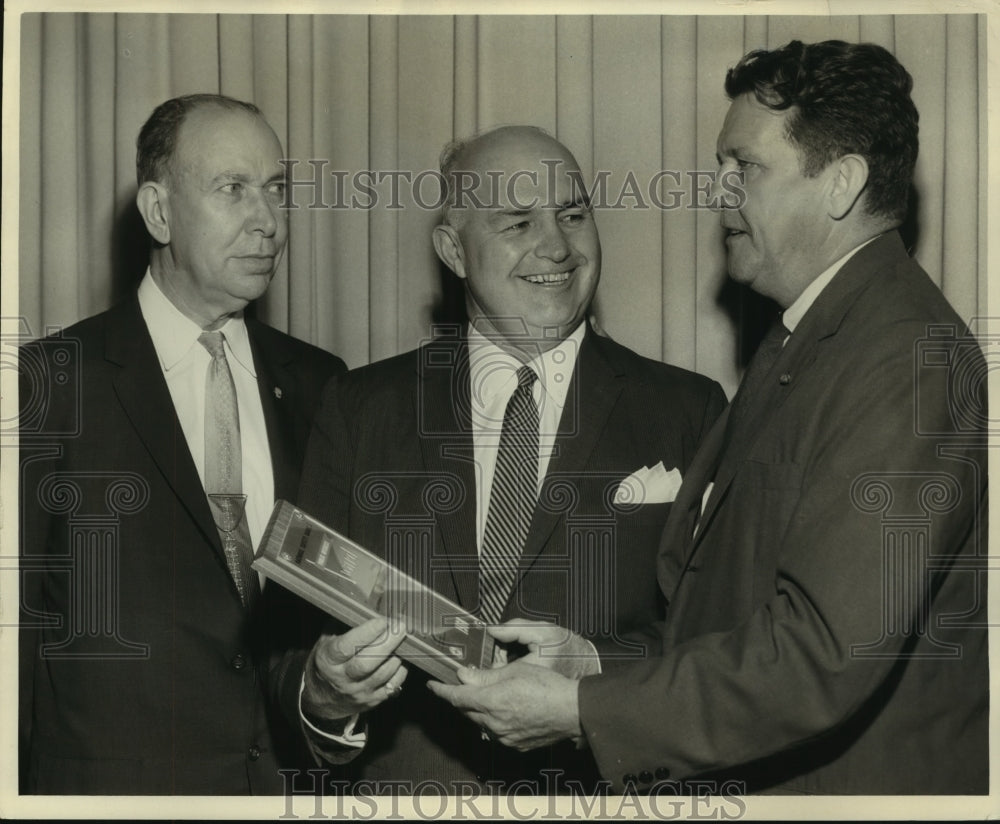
[18,12,985,396]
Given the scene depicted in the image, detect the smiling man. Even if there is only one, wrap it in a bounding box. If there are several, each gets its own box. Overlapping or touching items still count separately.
[19,94,345,794]
[432,126,602,348]
[292,125,725,793]
[430,42,988,796]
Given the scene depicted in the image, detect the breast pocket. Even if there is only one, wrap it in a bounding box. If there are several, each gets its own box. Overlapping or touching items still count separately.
[608,502,673,623]
[613,500,672,528]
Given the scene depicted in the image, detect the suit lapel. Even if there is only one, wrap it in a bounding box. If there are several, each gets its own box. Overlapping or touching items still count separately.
[654,407,729,598]
[415,338,480,611]
[676,231,909,576]
[515,329,624,581]
[105,298,223,561]
[692,338,803,542]
[247,322,299,502]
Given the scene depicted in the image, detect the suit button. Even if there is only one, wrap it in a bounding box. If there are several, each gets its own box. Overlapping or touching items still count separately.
[231,653,246,671]
[655,767,671,780]
[248,744,261,761]
[623,773,638,786]
[639,770,654,784]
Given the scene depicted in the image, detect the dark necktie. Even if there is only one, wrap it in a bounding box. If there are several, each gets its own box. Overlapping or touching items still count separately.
[199,330,260,609]
[718,316,790,475]
[479,365,540,625]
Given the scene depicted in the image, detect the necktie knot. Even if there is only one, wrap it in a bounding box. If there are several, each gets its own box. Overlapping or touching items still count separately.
[515,364,537,392]
[198,330,227,360]
[508,365,538,430]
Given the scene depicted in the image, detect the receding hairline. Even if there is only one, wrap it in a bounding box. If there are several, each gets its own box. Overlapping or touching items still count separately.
[136,93,270,187]
[165,104,278,184]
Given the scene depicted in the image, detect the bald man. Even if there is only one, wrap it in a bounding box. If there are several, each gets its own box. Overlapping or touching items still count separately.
[292,126,726,793]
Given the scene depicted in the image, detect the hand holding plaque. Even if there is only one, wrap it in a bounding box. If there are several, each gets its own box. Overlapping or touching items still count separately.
[254,501,496,685]
[301,617,409,723]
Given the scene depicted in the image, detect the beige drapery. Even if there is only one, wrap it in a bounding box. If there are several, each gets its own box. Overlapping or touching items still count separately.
[18,13,984,395]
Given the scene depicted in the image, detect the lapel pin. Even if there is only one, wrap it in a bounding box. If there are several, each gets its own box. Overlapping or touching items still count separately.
[779,373,792,385]
[274,387,283,399]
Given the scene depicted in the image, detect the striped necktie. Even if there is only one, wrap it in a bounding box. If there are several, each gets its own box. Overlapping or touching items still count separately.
[479,364,539,625]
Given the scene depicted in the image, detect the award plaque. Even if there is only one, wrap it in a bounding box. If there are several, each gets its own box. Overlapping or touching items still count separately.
[253,500,495,684]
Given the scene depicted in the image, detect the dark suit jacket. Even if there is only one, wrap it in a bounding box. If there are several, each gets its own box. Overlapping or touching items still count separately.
[19,295,345,794]
[297,326,726,791]
[578,232,989,794]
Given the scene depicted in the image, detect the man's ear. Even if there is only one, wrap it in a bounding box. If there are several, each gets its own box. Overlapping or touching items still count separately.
[432,223,467,279]
[136,181,171,245]
[827,154,869,220]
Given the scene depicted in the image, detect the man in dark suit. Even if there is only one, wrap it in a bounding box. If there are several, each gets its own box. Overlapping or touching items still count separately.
[19,93,345,794]
[431,42,989,795]
[293,125,726,791]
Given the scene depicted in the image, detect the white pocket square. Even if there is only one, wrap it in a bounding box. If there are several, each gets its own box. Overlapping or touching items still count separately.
[613,461,683,505]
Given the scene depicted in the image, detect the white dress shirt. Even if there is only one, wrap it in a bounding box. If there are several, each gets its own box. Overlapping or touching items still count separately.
[137,271,274,557]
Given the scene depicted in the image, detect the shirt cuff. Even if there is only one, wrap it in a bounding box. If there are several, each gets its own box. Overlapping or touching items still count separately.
[298,675,366,748]
[583,638,603,676]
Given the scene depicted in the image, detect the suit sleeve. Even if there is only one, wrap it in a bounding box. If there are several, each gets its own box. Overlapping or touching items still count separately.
[271,374,369,763]
[577,320,985,785]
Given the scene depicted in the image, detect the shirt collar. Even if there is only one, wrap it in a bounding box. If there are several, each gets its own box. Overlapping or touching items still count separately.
[137,269,256,377]
[467,321,585,412]
[783,235,881,333]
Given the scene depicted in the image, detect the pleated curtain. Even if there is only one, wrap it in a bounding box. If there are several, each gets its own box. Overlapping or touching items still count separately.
[18,13,984,396]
